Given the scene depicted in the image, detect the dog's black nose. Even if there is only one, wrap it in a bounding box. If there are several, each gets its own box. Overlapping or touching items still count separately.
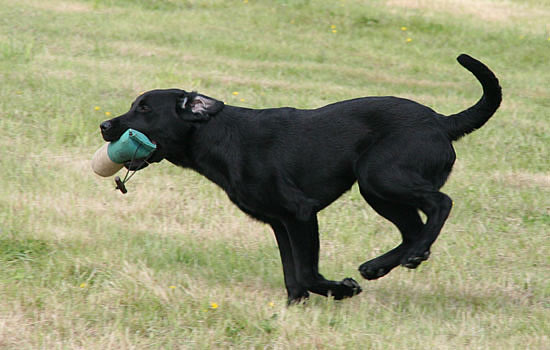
[100,121,112,132]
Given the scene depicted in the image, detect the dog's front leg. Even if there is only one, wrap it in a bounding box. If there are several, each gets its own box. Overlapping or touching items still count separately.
[282,215,362,300]
[270,221,310,305]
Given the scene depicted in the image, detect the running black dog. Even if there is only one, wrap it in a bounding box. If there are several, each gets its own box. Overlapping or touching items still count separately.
[100,54,501,304]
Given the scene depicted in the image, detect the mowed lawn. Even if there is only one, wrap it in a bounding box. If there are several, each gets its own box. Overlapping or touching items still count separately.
[1,0,549,348]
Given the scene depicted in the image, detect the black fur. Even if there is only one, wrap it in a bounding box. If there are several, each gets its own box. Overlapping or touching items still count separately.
[100,54,501,304]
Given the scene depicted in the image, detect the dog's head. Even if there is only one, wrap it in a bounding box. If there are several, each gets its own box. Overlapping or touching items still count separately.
[99,89,224,166]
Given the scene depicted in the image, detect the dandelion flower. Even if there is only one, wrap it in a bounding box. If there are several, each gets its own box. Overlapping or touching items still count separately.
[94,106,101,111]
[105,112,112,117]
[240,98,245,102]
[406,38,413,43]
[169,285,176,289]
[331,25,336,29]
[401,26,407,31]
[232,91,239,96]
[268,302,275,307]
[79,283,87,288]
[210,302,219,309]
[332,29,337,33]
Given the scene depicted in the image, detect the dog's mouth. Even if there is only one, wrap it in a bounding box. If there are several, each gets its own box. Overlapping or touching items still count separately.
[101,128,124,143]
[124,156,152,171]
[124,142,164,170]
[101,128,156,147]
[101,127,164,164]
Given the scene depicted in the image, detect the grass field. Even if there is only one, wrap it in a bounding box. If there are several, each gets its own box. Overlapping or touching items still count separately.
[1,0,549,348]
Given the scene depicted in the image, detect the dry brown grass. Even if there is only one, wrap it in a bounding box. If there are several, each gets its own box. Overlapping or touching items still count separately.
[494,171,550,190]
[387,0,548,23]
[24,0,95,13]
[386,0,550,37]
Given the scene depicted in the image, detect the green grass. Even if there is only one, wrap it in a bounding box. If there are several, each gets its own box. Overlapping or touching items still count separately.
[1,0,549,348]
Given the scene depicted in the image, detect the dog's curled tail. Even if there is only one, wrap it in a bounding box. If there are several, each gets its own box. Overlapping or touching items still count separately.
[441,54,502,141]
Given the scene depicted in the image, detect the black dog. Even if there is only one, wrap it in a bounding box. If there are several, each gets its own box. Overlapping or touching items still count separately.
[100,54,501,304]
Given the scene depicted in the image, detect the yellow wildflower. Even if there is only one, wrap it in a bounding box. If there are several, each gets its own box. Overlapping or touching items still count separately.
[232,91,239,96]
[169,285,176,289]
[105,112,112,117]
[401,26,407,31]
[79,283,87,288]
[406,38,413,43]
[94,106,100,111]
[210,302,219,309]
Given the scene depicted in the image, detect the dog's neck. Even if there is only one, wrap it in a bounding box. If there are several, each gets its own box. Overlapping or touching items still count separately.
[170,108,244,193]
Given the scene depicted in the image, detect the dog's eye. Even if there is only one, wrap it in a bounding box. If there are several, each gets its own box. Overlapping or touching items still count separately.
[137,104,151,113]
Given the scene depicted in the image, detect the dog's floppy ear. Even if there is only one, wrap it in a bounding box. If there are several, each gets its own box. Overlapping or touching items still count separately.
[177,92,224,122]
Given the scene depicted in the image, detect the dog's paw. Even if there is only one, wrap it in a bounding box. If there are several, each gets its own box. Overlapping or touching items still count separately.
[332,278,362,300]
[358,263,390,280]
[342,277,362,294]
[287,291,310,306]
[401,250,430,269]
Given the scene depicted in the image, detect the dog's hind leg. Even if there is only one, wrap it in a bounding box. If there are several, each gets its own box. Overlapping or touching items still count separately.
[270,221,310,304]
[282,215,362,300]
[358,194,424,280]
[398,190,453,269]
[355,140,454,276]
